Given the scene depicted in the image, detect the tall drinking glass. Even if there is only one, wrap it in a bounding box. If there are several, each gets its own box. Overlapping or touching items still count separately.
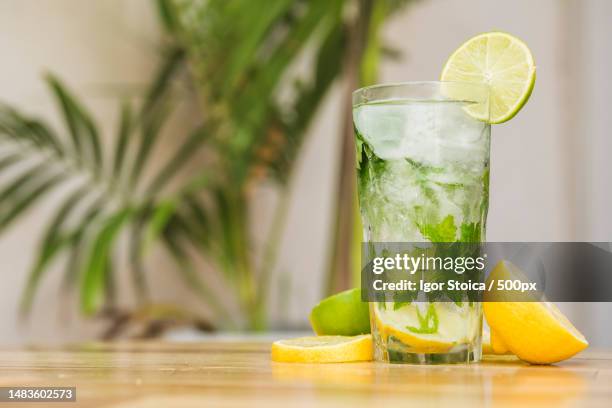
[353,82,490,364]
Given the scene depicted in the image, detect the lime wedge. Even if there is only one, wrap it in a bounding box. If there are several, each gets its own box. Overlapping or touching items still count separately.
[309,288,370,336]
[440,31,536,124]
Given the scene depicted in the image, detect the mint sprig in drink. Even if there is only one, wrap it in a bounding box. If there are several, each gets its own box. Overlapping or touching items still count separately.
[354,32,536,364]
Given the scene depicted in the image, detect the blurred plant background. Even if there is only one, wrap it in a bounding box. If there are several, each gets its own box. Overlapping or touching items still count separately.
[0,0,414,336]
[1,0,612,345]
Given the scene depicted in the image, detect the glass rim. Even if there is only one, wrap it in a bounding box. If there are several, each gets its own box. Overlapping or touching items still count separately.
[352,81,489,107]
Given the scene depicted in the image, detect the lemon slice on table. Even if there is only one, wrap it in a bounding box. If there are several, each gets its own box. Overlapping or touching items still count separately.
[484,260,588,364]
[374,303,474,353]
[441,31,536,124]
[271,335,373,363]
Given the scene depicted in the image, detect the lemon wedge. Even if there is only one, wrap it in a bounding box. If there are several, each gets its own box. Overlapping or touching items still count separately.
[482,329,511,355]
[484,260,588,364]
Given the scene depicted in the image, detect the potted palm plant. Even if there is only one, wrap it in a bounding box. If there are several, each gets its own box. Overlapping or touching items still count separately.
[0,0,413,336]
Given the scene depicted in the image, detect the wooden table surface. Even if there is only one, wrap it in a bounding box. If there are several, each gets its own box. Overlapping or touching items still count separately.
[0,341,610,407]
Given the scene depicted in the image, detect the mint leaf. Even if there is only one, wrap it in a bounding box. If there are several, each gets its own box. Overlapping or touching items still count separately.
[460,222,481,242]
[406,304,439,334]
[420,215,457,242]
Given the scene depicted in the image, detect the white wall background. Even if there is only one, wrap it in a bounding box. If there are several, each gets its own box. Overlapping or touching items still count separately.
[0,0,610,346]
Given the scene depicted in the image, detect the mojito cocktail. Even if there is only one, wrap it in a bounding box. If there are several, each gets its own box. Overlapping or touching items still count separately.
[272,31,566,367]
[353,82,490,364]
[271,32,584,368]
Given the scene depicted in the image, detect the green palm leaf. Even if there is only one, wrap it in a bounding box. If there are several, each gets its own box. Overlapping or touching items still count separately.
[128,219,148,301]
[0,162,55,210]
[20,185,91,314]
[0,172,66,231]
[45,74,103,174]
[128,46,185,191]
[181,194,210,249]
[61,196,106,293]
[0,106,64,156]
[219,0,294,94]
[269,19,346,182]
[111,101,133,183]
[80,208,134,315]
[145,125,208,196]
[156,0,179,33]
[141,199,177,255]
[128,99,171,191]
[0,152,23,173]
[142,47,185,116]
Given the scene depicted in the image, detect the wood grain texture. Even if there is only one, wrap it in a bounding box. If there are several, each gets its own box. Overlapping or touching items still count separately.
[0,341,610,407]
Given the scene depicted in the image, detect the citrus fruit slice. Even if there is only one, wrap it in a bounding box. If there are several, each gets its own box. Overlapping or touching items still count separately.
[309,288,370,336]
[482,329,511,355]
[490,330,510,354]
[441,31,536,124]
[484,260,588,364]
[373,303,476,353]
[271,335,373,363]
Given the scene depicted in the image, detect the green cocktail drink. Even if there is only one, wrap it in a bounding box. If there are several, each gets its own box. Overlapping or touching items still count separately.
[273,31,543,367]
[353,82,490,364]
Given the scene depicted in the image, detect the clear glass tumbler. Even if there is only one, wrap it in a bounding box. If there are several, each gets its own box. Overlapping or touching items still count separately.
[353,82,490,364]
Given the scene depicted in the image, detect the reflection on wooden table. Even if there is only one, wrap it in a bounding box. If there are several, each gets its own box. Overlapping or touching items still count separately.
[0,341,608,407]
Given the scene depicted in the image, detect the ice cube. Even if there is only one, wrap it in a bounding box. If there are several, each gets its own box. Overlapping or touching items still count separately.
[353,102,437,162]
[353,101,489,168]
[435,103,490,169]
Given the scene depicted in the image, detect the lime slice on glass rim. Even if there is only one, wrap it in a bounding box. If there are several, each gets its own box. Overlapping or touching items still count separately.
[440,31,536,124]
